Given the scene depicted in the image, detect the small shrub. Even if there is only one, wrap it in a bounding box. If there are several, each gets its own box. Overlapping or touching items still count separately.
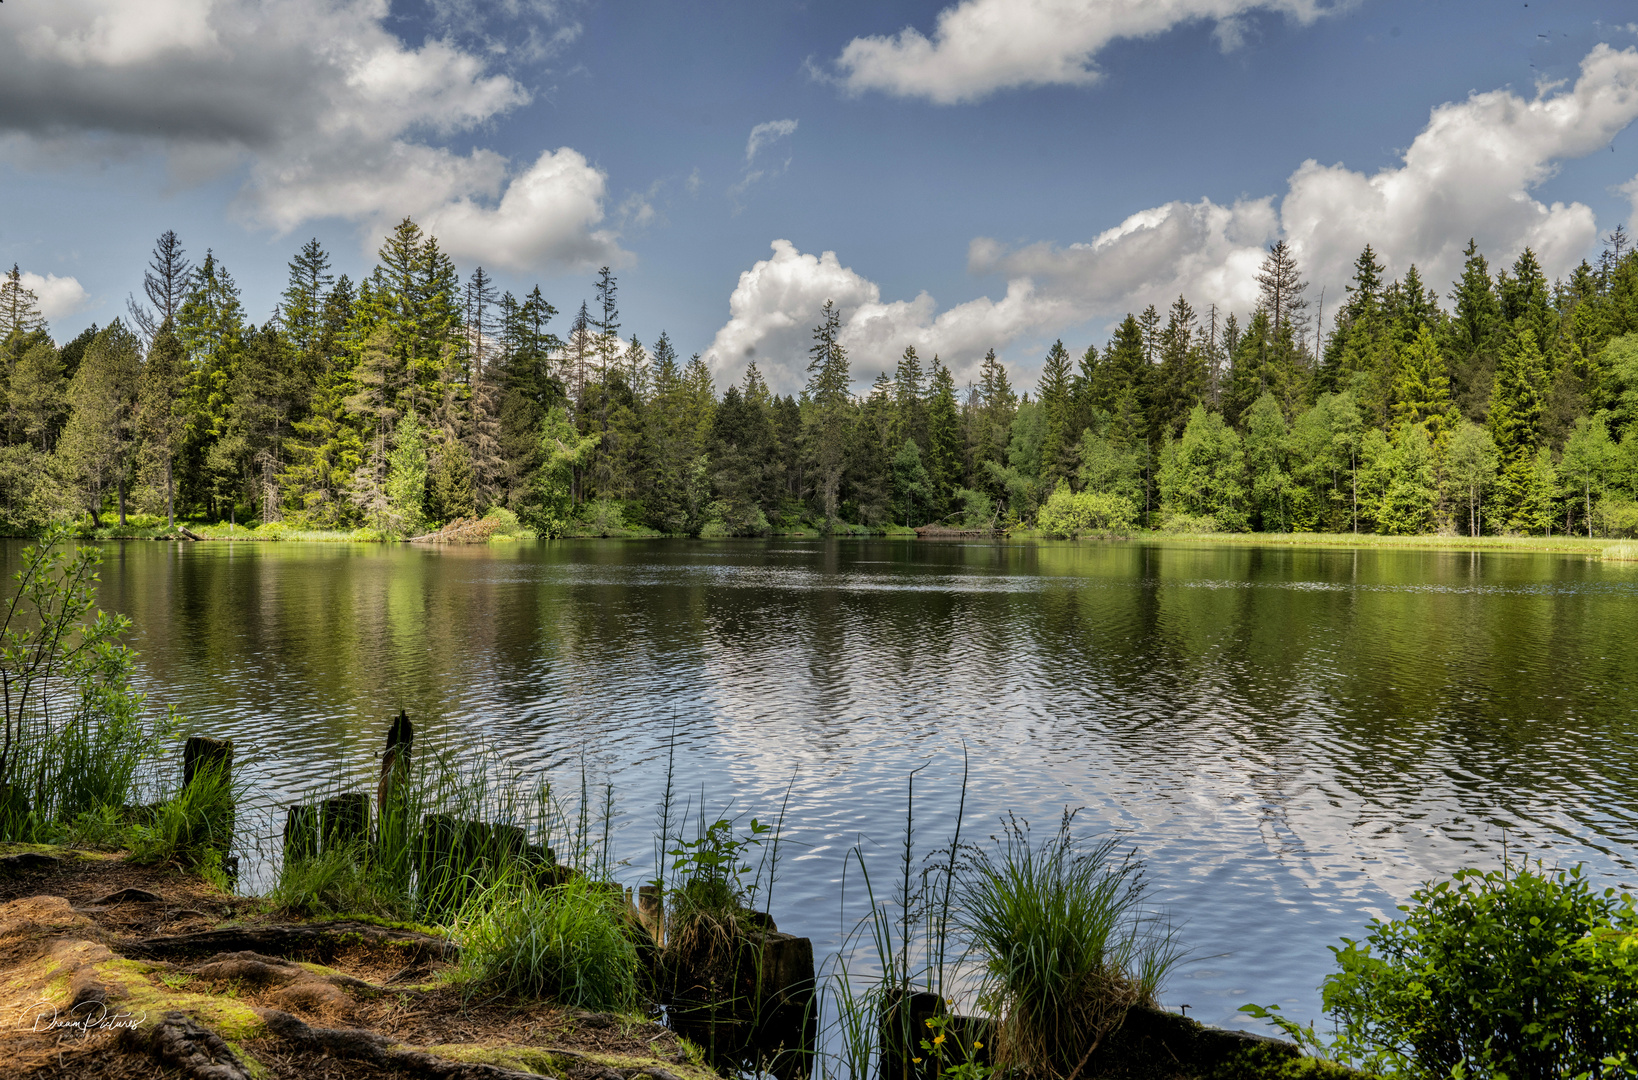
[453,873,640,1009]
[953,488,996,530]
[1319,861,1638,1078]
[1035,482,1137,539]
[252,521,290,541]
[958,812,1178,1080]
[482,506,523,537]
[1,526,175,841]
[1158,511,1218,534]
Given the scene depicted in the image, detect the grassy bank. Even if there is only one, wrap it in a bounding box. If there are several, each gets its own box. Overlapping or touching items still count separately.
[1008,527,1622,557]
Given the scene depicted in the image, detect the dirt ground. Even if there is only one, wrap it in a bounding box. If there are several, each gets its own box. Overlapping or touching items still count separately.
[0,844,717,1080]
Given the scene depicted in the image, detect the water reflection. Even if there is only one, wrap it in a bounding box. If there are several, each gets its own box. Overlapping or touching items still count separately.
[10,537,1637,1032]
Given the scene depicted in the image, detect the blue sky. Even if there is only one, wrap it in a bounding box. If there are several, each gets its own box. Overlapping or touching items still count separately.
[4,0,1637,394]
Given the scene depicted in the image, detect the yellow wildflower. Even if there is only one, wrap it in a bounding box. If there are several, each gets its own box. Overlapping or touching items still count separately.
[912,1058,922,1065]
[933,1034,946,1045]
[974,1042,983,1049]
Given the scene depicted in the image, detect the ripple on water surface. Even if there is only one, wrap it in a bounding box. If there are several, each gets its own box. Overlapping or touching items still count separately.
[15,537,1637,1032]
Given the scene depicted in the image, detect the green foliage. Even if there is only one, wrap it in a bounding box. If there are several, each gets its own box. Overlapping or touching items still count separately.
[384,412,429,534]
[1318,861,1638,1079]
[1035,481,1136,538]
[1158,405,1247,531]
[1374,425,1437,536]
[529,405,600,538]
[452,872,641,1010]
[0,526,175,840]
[958,812,1179,1079]
[669,816,771,917]
[952,487,996,530]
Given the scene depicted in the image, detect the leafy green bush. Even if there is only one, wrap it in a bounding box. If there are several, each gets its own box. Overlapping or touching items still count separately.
[1158,511,1219,534]
[453,873,640,1009]
[1035,481,1137,538]
[482,506,523,537]
[1319,862,1638,1078]
[1595,497,1638,539]
[958,812,1179,1079]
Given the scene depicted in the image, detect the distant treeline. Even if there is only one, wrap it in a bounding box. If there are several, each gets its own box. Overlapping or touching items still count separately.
[3,220,1638,538]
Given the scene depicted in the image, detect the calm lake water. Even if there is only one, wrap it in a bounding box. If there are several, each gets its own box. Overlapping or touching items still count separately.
[13,537,1638,1032]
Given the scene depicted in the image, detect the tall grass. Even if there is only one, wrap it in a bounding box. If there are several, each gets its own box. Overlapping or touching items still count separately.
[1603,542,1638,562]
[451,870,641,1010]
[128,762,239,884]
[957,811,1180,1079]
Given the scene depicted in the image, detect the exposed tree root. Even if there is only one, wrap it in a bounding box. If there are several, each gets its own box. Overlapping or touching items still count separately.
[126,920,452,964]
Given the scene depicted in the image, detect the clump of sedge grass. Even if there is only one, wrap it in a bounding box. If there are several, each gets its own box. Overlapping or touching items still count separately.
[958,811,1179,1080]
[451,870,641,1010]
[271,839,413,919]
[128,764,237,886]
[1603,542,1638,562]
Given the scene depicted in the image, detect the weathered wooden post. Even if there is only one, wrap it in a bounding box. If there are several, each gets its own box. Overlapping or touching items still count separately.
[283,804,318,862]
[321,793,369,852]
[182,736,232,789]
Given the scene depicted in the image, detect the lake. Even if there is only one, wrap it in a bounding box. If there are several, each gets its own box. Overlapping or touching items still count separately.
[15,536,1638,1033]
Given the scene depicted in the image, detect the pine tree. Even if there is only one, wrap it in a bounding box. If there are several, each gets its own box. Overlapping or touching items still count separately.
[1390,324,1458,444]
[1256,240,1309,340]
[892,345,926,449]
[924,357,962,519]
[0,265,46,343]
[125,231,193,342]
[1446,240,1503,420]
[9,341,66,453]
[1152,296,1204,438]
[1489,326,1549,527]
[805,300,851,523]
[1035,340,1074,486]
[282,239,334,360]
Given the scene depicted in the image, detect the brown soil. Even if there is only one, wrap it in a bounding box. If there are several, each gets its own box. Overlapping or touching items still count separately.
[0,846,714,1080]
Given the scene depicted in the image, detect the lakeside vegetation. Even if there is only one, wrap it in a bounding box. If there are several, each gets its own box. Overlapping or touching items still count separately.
[4,223,1638,545]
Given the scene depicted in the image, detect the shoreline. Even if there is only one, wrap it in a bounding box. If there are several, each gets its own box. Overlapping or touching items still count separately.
[10,523,1632,559]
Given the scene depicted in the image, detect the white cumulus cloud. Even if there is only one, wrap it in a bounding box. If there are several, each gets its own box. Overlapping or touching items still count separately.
[19,272,92,325]
[828,0,1342,104]
[703,240,1069,394]
[973,43,1638,331]
[0,0,628,273]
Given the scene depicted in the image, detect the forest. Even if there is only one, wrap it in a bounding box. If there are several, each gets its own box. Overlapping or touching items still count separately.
[3,219,1638,539]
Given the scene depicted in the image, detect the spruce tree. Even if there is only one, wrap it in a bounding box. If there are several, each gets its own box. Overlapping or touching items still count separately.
[1488,325,1549,524]
[1035,340,1074,486]
[924,357,962,519]
[804,300,851,523]
[892,345,926,449]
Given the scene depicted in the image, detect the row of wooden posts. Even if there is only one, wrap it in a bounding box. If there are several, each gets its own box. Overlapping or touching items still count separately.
[177,722,998,1080]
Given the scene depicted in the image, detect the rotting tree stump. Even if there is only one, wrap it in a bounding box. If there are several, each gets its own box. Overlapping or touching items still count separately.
[662,922,817,1080]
